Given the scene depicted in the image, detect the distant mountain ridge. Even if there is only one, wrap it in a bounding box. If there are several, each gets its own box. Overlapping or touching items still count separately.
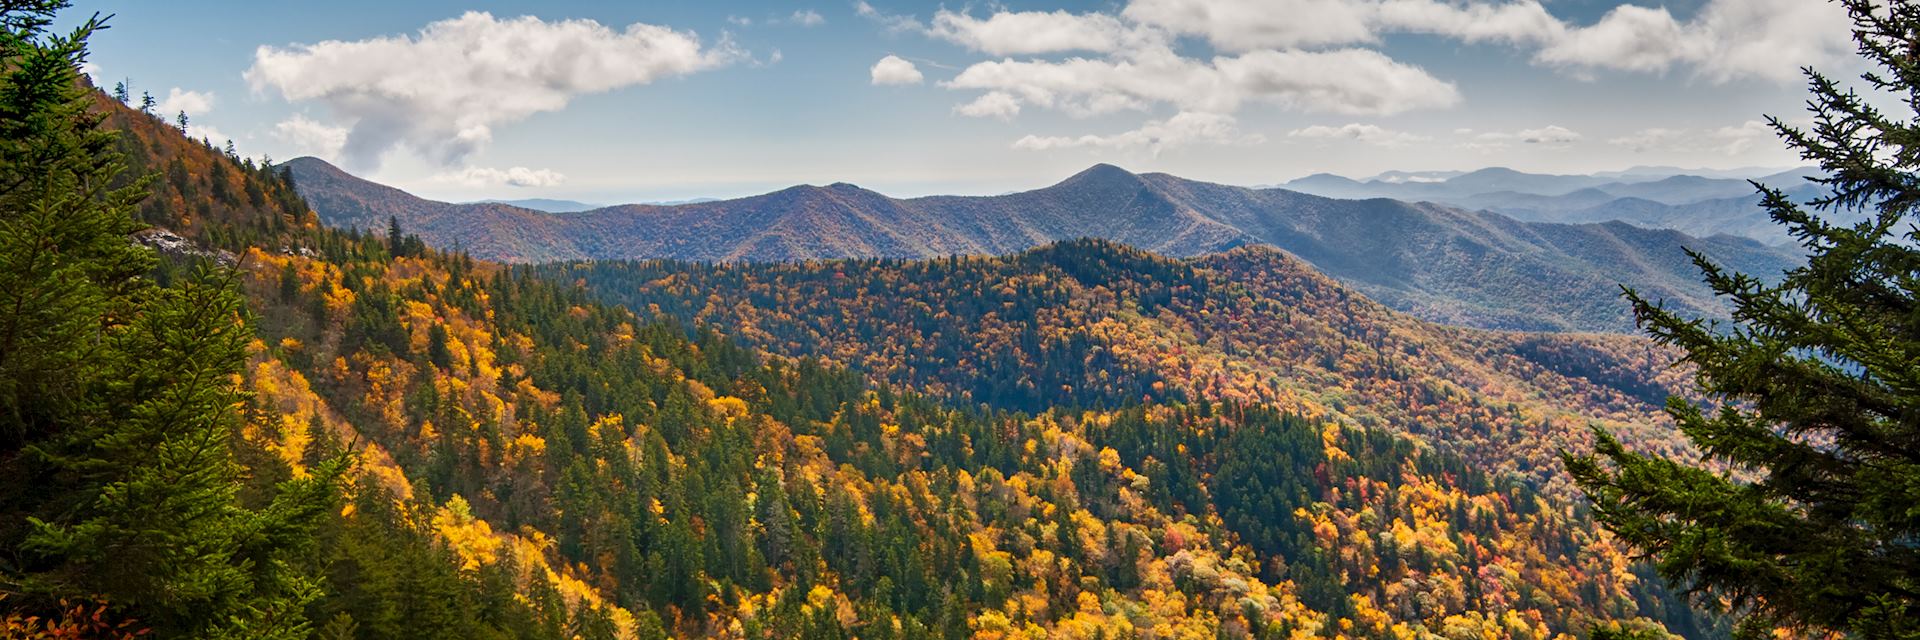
[468,197,600,213]
[1279,165,1853,245]
[284,156,1803,333]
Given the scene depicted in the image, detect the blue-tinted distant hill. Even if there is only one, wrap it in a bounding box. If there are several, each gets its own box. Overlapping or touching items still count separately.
[1279,166,1846,245]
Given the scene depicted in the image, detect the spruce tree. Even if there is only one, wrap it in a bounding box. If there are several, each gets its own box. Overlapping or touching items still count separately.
[0,2,340,637]
[1566,1,1920,637]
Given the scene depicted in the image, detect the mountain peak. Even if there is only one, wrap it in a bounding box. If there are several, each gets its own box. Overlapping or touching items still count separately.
[281,155,345,175]
[1051,163,1146,192]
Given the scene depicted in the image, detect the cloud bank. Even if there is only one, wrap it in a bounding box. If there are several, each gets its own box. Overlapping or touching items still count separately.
[857,0,1851,153]
[246,11,741,171]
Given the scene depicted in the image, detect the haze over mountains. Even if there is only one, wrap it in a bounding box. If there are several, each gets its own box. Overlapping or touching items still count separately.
[286,156,1803,333]
[1281,166,1855,245]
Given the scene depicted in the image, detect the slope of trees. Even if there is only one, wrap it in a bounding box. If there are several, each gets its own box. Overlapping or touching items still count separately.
[523,239,1701,496]
[237,231,1719,637]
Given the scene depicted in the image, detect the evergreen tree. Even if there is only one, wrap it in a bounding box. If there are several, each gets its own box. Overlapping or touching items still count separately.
[388,215,406,256]
[1566,1,1920,637]
[0,3,340,636]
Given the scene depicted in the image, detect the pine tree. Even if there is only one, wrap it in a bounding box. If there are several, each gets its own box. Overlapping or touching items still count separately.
[0,2,341,637]
[1565,1,1920,637]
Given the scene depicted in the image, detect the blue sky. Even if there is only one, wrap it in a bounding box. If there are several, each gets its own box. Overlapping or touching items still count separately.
[67,0,1853,203]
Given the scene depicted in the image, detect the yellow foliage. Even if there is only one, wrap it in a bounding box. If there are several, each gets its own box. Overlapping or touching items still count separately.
[432,495,501,571]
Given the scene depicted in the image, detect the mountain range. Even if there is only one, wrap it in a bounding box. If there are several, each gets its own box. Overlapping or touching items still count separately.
[285,156,1805,333]
[1280,166,1860,245]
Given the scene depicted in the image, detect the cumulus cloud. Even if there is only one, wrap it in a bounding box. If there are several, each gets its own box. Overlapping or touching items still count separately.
[790,10,826,27]
[273,114,350,160]
[1536,0,1849,83]
[870,55,924,85]
[1457,125,1581,151]
[928,9,1152,55]
[1288,123,1428,146]
[919,0,1844,84]
[1012,111,1258,153]
[954,91,1021,120]
[436,166,568,188]
[948,47,1459,118]
[1516,125,1581,144]
[1120,0,1563,51]
[155,88,215,116]
[245,11,740,171]
[853,0,1846,161]
[1118,0,1848,82]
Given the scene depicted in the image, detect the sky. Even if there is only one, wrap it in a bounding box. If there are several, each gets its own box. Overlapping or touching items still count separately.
[65,0,1859,204]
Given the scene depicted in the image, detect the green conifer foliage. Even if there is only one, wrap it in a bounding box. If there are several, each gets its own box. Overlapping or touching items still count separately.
[0,3,340,637]
[1567,2,1920,637]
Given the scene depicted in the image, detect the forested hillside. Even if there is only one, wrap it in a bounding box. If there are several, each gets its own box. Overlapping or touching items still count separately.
[285,157,1803,333]
[527,241,1697,497]
[0,21,1727,640]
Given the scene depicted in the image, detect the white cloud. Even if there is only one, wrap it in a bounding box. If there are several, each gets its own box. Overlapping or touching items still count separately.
[858,0,1847,167]
[155,87,215,116]
[1460,125,1581,150]
[245,11,741,171]
[928,9,1151,55]
[948,47,1459,118]
[1122,0,1376,50]
[1012,111,1258,153]
[1288,123,1428,146]
[1372,0,1563,45]
[954,91,1021,120]
[1054,0,1845,83]
[1517,125,1581,144]
[854,1,924,33]
[727,15,753,26]
[436,166,568,188]
[1120,0,1562,51]
[870,55,924,85]
[273,114,350,160]
[790,9,826,27]
[1536,0,1850,83]
[1535,5,1693,75]
[78,61,100,79]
